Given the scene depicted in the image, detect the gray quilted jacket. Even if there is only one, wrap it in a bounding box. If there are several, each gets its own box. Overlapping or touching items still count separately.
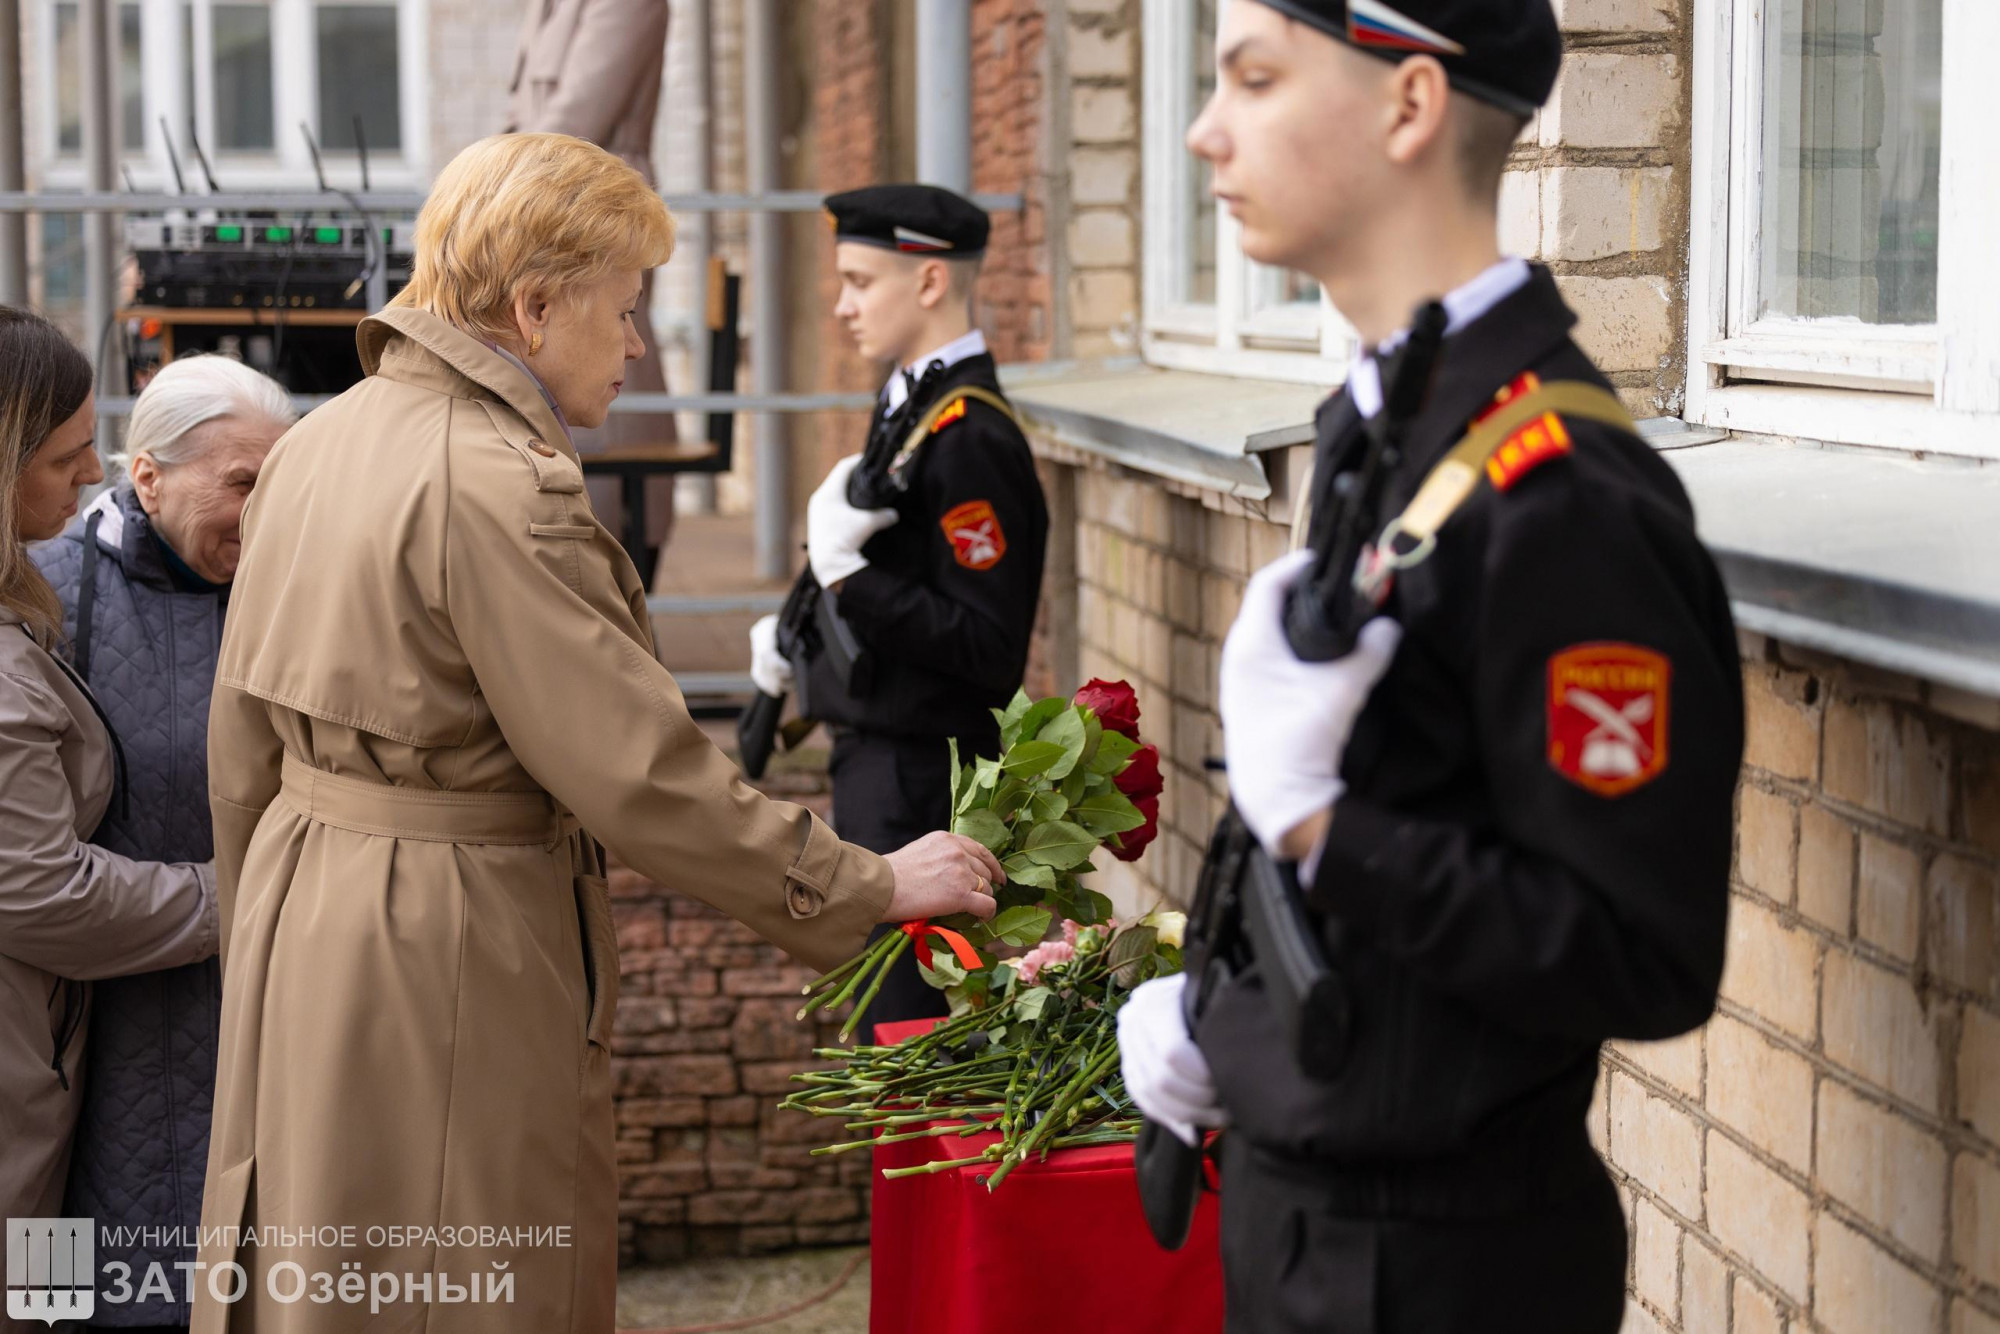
[35,484,225,1327]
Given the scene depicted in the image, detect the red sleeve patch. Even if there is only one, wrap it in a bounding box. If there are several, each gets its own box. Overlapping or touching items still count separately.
[930,398,969,434]
[941,500,1007,570]
[1486,412,1573,491]
[1547,644,1671,796]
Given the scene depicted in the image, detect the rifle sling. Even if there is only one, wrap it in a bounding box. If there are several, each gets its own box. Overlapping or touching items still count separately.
[1390,381,1634,546]
[889,386,1022,474]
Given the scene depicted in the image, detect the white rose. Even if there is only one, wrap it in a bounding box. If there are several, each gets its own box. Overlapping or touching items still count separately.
[1148,910,1187,949]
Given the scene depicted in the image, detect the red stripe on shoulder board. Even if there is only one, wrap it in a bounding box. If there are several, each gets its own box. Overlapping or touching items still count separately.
[930,398,968,433]
[1485,412,1573,492]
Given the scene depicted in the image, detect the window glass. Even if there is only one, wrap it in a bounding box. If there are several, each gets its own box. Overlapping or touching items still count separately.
[1184,0,1217,305]
[119,4,143,151]
[317,5,403,152]
[213,3,275,151]
[1758,0,1943,325]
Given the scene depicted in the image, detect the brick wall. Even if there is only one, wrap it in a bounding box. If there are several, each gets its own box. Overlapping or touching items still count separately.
[1604,649,2000,1333]
[609,764,872,1265]
[1064,0,1143,359]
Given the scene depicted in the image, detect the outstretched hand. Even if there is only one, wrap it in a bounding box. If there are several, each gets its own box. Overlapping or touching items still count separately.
[881,831,1004,923]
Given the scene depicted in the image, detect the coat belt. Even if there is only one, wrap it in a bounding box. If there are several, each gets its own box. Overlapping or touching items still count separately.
[278,752,576,846]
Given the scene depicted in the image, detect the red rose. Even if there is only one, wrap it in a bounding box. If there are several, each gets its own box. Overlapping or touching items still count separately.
[1074,678,1141,740]
[1114,742,1164,802]
[1111,794,1160,863]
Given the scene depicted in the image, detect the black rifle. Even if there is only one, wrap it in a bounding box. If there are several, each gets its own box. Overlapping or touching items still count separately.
[1134,302,1449,1250]
[735,374,931,779]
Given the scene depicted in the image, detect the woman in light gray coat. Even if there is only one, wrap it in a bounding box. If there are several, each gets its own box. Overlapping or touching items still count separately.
[34,354,292,1332]
[0,309,217,1294]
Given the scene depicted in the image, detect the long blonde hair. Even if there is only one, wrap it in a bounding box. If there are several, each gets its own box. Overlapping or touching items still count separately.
[0,307,94,643]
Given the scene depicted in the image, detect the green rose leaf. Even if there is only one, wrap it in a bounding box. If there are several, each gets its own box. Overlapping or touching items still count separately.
[975,755,1004,788]
[1105,923,1159,987]
[1039,708,1089,781]
[986,905,1054,948]
[1088,729,1141,775]
[1000,740,1066,780]
[991,779,1033,821]
[1016,696,1070,745]
[1027,789,1069,823]
[952,808,1012,854]
[1013,985,1054,1024]
[996,689,1034,748]
[1000,856,1059,890]
[1074,889,1117,925]
[918,950,967,990]
[1060,765,1091,805]
[1073,789,1146,837]
[1022,820,1098,870]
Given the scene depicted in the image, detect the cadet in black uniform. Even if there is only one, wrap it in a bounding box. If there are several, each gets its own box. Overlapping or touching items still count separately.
[749,186,1049,1026]
[1116,4,1744,1331]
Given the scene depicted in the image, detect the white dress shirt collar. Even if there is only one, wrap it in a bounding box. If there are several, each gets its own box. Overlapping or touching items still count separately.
[884,328,990,415]
[1344,257,1532,419]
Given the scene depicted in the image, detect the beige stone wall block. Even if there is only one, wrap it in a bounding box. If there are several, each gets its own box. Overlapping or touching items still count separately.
[1623,1300,1671,1334]
[1205,510,1251,579]
[1562,275,1675,375]
[1822,694,1952,837]
[1633,1196,1680,1315]
[1614,1027,1704,1100]
[1706,1015,1813,1172]
[1956,1152,2000,1288]
[1738,787,1798,904]
[1743,664,1823,783]
[1202,571,1244,639]
[1498,169,1542,260]
[1823,951,1942,1112]
[1797,803,1856,936]
[1681,1237,1728,1333]
[1068,209,1136,269]
[1928,854,1998,996]
[1961,1005,2000,1146]
[1071,84,1135,143]
[1719,898,1820,1042]
[1071,269,1137,332]
[1733,1279,1786,1334]
[1247,517,1289,572]
[1588,1069,1610,1157]
[1857,834,1923,963]
[1815,1079,1948,1261]
[1070,146,1138,208]
[1954,1298,2000,1334]
[1609,1071,1704,1218]
[1551,0,1677,32]
[1541,166,1673,261]
[1540,53,1681,150]
[1965,739,2000,861]
[1814,1214,1942,1334]
[1067,21,1132,79]
[1706,1132,1812,1302]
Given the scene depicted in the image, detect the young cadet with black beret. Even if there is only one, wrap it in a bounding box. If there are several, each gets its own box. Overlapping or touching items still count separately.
[1115,3,1743,1330]
[749,185,1049,1027]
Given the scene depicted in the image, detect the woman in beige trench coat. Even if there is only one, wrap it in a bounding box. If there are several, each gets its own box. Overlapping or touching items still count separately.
[194,134,1000,1334]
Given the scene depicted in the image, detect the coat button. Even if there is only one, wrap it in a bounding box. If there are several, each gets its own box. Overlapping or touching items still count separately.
[528,439,556,458]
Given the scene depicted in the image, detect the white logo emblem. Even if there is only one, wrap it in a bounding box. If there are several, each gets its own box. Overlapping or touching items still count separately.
[7,1219,96,1325]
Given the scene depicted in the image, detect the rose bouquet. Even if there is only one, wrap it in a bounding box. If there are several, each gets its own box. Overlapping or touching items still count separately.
[782,680,1178,1189]
[795,678,1165,1039]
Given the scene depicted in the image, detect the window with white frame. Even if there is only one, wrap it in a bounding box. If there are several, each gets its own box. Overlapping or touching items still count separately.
[1688,0,2000,458]
[38,0,428,189]
[1142,0,1350,384]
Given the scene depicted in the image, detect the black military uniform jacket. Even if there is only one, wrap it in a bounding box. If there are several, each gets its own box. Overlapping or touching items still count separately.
[806,352,1049,743]
[1195,266,1743,1202]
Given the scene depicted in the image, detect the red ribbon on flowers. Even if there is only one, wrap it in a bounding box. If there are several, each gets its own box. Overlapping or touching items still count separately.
[900,919,983,972]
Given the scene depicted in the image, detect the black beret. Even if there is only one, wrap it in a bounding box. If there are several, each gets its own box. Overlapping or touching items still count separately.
[824,184,990,260]
[1251,0,1562,117]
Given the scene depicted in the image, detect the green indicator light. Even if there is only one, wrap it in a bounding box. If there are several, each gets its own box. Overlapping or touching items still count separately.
[313,226,342,244]
[264,226,293,243]
[215,225,243,242]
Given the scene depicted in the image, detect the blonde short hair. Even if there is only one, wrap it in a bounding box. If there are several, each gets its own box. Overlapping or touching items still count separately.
[392,133,677,343]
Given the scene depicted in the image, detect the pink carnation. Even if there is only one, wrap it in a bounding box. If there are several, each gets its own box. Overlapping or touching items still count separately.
[1016,939,1077,986]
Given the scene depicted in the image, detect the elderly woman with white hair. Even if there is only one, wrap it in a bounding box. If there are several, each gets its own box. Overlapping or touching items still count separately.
[32,352,295,1332]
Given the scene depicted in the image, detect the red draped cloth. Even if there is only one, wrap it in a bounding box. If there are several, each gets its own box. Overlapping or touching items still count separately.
[867,1018,1225,1334]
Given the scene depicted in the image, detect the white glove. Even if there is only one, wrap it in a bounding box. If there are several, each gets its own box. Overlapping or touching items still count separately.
[748,613,793,697]
[1219,549,1403,857]
[1117,973,1227,1149]
[807,455,899,587]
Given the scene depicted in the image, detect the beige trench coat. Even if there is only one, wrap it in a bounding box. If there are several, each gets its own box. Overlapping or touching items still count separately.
[193,308,893,1333]
[0,609,214,1334]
